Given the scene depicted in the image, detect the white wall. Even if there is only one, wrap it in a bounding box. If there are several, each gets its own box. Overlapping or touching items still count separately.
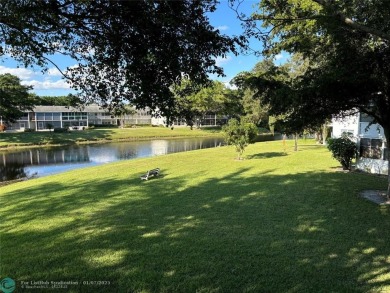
[332,113,385,139]
[151,116,166,126]
[331,113,360,138]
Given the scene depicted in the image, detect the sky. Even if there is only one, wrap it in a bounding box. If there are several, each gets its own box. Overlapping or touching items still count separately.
[0,1,288,97]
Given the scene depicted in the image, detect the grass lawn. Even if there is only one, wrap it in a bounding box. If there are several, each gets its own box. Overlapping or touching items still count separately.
[0,140,389,292]
[0,127,222,149]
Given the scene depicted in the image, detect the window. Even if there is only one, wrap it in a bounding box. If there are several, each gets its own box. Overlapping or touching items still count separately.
[36,113,45,120]
[61,112,87,121]
[45,113,53,120]
[360,113,375,123]
[341,129,354,137]
[360,138,384,159]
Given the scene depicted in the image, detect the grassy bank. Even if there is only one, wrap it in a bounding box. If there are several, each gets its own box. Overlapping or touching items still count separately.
[0,127,222,149]
[1,140,389,292]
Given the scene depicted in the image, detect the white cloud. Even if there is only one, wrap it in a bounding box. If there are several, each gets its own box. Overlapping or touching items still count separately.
[274,53,284,60]
[223,79,237,90]
[216,25,229,31]
[47,67,63,77]
[0,65,71,90]
[22,79,70,90]
[0,65,36,80]
[225,83,238,90]
[65,64,80,72]
[215,55,232,67]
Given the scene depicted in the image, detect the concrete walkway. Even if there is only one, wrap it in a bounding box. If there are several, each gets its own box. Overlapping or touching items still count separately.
[360,190,390,205]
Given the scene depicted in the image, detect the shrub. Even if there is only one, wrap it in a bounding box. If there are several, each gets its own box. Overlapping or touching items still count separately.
[327,134,358,170]
[223,118,258,159]
[53,127,69,133]
[90,124,118,128]
[23,128,35,132]
[46,123,53,132]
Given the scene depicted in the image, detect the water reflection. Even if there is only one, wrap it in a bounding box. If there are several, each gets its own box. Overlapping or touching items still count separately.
[1,147,90,166]
[0,164,27,181]
[0,137,224,181]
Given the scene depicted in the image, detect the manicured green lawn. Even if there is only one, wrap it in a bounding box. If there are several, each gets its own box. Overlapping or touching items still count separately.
[1,140,389,292]
[0,127,222,149]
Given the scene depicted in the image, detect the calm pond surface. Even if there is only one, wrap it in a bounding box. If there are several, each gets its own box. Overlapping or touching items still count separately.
[0,137,225,182]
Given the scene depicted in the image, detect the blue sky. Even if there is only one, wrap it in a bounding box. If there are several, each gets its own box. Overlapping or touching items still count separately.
[0,1,287,97]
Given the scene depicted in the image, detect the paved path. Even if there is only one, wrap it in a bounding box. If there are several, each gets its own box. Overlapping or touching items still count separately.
[360,190,390,205]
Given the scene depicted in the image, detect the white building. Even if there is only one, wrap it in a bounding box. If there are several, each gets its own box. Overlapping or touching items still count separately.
[332,112,388,175]
[5,105,226,131]
[6,105,152,131]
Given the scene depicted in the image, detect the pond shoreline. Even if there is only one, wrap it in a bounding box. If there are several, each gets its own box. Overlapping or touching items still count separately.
[0,134,224,151]
[0,136,227,183]
[0,175,38,187]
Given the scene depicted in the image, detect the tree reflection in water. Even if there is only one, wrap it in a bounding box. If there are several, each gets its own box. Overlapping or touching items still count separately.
[0,164,27,181]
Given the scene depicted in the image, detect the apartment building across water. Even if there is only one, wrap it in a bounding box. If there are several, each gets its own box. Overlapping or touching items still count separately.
[6,105,226,131]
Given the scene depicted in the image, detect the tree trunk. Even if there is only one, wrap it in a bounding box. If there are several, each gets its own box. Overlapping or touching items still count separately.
[387,151,390,199]
[294,133,298,151]
[282,134,287,153]
[383,127,390,198]
[316,131,323,144]
[322,123,328,145]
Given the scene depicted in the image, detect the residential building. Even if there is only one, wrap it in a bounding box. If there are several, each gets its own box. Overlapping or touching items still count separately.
[332,112,388,175]
[4,105,152,131]
[5,105,225,131]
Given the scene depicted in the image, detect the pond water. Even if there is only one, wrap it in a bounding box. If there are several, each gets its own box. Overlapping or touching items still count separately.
[0,137,225,182]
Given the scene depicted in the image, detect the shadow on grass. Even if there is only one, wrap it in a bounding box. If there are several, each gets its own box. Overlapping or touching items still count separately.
[246,152,288,160]
[1,169,389,292]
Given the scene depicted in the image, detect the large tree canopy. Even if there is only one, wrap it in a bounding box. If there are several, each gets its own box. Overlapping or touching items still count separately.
[33,94,82,107]
[170,80,242,128]
[0,74,35,123]
[1,0,240,115]
[232,0,390,195]
[232,0,390,52]
[242,0,390,141]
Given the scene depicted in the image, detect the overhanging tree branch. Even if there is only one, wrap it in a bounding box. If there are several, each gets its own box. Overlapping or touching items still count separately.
[312,0,390,41]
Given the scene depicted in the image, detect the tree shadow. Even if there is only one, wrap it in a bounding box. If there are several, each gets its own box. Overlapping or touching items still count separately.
[246,152,288,159]
[1,167,389,292]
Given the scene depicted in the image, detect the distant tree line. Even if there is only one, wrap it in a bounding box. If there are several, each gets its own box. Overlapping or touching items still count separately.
[31,94,82,107]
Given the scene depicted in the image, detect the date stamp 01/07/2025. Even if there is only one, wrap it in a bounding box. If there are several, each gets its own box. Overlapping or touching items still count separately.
[0,277,112,292]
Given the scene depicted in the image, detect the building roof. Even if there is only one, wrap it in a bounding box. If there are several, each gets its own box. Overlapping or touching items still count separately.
[33,105,106,113]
